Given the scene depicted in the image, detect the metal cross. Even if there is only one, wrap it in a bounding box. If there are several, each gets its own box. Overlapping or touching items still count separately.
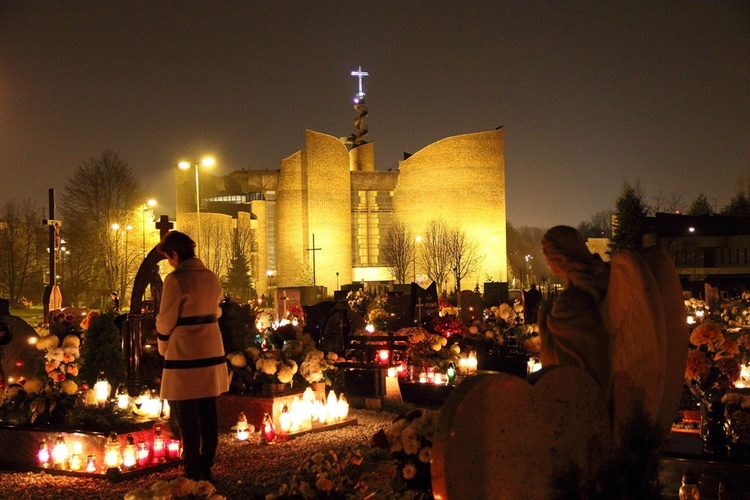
[350,66,369,101]
[306,233,322,287]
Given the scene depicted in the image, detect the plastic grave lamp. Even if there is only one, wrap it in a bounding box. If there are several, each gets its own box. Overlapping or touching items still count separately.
[378,350,390,364]
[85,454,97,473]
[37,439,51,468]
[419,372,428,383]
[236,412,249,441]
[94,372,111,406]
[433,373,444,385]
[387,367,397,378]
[104,432,122,470]
[152,425,165,461]
[337,393,349,419]
[137,442,150,467]
[279,404,292,433]
[69,441,84,471]
[326,390,339,422]
[167,439,180,460]
[116,384,130,410]
[446,363,457,382]
[262,413,276,443]
[458,356,469,374]
[467,351,478,374]
[52,434,69,468]
[687,315,695,325]
[122,434,137,470]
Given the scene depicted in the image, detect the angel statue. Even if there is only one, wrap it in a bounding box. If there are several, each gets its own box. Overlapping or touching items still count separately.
[538,225,687,441]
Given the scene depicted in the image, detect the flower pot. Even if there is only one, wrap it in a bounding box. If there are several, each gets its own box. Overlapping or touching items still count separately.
[700,402,727,456]
[265,383,287,397]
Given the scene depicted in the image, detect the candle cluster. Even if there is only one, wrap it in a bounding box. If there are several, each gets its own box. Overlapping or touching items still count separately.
[36,425,180,474]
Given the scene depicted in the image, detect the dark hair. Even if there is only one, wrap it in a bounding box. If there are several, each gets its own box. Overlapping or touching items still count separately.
[157,230,196,262]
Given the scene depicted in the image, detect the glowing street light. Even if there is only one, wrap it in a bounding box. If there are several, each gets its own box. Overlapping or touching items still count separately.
[178,157,215,258]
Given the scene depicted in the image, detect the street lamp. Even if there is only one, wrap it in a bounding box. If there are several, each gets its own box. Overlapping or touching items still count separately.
[178,157,215,258]
[142,199,157,256]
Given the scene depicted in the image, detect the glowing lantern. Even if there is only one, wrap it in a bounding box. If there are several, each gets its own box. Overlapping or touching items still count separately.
[104,432,122,470]
[337,393,349,420]
[236,412,249,441]
[467,351,478,374]
[302,387,316,403]
[262,412,276,443]
[166,439,181,460]
[458,356,469,375]
[378,350,390,364]
[446,363,457,382]
[116,384,130,410]
[152,425,165,461]
[69,441,84,471]
[122,434,137,469]
[85,454,97,473]
[387,367,397,378]
[279,404,292,433]
[37,439,51,468]
[52,434,69,468]
[433,373,444,385]
[419,372,427,383]
[137,442,150,467]
[326,390,339,422]
[94,372,111,405]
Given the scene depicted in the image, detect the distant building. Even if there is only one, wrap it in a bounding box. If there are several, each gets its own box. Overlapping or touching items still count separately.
[645,212,750,298]
[175,128,508,297]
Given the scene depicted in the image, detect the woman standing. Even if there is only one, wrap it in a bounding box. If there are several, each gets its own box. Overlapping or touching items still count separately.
[155,230,229,482]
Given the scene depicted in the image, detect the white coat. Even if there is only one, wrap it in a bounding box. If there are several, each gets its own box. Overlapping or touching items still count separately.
[156,257,229,401]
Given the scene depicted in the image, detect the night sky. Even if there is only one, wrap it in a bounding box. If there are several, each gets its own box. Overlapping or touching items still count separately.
[1,2,747,228]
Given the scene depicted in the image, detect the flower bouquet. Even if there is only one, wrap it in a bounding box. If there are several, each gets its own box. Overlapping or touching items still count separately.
[255,350,298,385]
[299,349,339,386]
[400,327,459,372]
[267,446,367,499]
[372,409,440,499]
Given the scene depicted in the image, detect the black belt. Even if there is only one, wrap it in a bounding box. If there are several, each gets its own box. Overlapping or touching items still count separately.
[164,356,227,370]
[175,314,218,326]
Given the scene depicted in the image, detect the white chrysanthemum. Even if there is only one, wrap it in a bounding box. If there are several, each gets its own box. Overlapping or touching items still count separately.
[277,365,294,384]
[36,335,59,351]
[246,346,261,360]
[62,335,80,348]
[228,352,247,368]
[257,358,278,376]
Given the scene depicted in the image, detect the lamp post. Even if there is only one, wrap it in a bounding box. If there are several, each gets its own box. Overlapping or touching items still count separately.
[178,157,215,258]
[142,199,157,256]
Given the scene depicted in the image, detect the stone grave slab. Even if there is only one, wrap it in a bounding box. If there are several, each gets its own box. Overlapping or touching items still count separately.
[458,290,483,324]
[431,366,612,500]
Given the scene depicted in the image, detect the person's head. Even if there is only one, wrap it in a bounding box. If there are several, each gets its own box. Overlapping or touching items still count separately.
[541,225,592,277]
[110,292,118,299]
[157,230,196,268]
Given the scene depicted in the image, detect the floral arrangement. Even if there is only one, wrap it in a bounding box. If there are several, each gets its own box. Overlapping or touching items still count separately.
[438,297,458,318]
[400,327,459,371]
[430,316,467,339]
[0,311,134,428]
[256,350,298,384]
[685,297,712,325]
[267,446,367,499]
[685,322,743,408]
[368,307,390,331]
[286,304,306,324]
[719,291,750,328]
[299,349,339,385]
[125,476,223,500]
[347,289,386,319]
[372,409,440,498]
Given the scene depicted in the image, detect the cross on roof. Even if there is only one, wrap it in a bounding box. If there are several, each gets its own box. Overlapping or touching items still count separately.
[350,66,369,102]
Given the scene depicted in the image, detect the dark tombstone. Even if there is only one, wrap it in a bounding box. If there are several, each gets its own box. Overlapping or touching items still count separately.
[219,298,256,353]
[412,282,439,324]
[320,306,366,356]
[302,300,336,347]
[387,292,413,331]
[459,290,483,324]
[0,304,41,385]
[484,282,509,308]
[333,290,349,302]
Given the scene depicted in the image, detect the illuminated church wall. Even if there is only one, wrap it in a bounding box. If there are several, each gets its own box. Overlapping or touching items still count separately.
[392,128,508,287]
[176,127,507,297]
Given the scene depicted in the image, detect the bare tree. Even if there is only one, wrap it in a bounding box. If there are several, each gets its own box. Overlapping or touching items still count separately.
[0,199,44,306]
[419,219,452,293]
[61,150,143,307]
[447,227,483,293]
[382,221,414,284]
